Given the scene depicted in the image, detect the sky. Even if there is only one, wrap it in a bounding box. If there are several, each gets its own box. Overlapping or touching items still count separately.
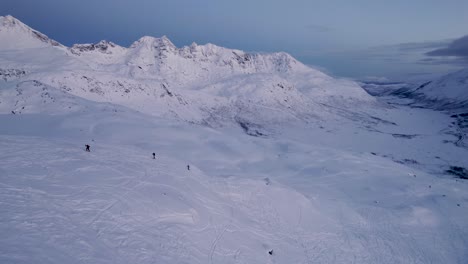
[2,0,468,81]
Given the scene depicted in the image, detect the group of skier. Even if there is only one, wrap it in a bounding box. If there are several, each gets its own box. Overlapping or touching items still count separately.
[82,143,276,255]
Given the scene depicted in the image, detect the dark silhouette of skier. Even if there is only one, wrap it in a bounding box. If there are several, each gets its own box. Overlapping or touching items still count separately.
[152,153,156,159]
[187,165,190,171]
[85,144,90,152]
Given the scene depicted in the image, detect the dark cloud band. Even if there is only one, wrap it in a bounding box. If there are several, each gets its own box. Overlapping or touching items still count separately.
[426,35,468,58]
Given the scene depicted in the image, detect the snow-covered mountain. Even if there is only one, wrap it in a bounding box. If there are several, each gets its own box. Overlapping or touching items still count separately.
[0,15,63,50]
[0,15,374,128]
[388,68,468,110]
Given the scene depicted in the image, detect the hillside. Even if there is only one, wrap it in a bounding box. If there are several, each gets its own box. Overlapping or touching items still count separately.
[1,80,467,263]
[388,68,468,110]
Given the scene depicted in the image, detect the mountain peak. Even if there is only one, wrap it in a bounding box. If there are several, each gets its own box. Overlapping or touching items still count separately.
[0,15,20,27]
[130,35,176,50]
[0,15,63,50]
[71,40,123,52]
[0,15,32,32]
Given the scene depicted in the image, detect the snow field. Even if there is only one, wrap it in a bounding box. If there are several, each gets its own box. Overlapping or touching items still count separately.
[1,101,467,263]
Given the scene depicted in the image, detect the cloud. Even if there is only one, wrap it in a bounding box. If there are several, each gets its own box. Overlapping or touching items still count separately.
[426,35,468,58]
[304,24,333,33]
[418,56,468,66]
[396,41,449,52]
[298,38,465,81]
[360,76,390,82]
[339,40,451,62]
[358,37,468,67]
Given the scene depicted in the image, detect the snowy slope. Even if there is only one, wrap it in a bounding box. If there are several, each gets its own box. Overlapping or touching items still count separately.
[416,68,468,103]
[388,68,468,110]
[1,81,468,263]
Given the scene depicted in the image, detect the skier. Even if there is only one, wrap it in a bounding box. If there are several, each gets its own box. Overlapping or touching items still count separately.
[152,153,156,159]
[85,144,90,152]
[187,164,190,171]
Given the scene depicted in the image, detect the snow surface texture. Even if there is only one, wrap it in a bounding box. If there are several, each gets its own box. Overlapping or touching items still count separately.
[1,15,468,263]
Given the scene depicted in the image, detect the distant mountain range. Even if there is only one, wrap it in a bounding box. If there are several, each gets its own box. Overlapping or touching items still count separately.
[0,15,375,131]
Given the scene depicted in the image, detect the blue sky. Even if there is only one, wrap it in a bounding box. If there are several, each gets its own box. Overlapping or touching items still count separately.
[2,0,468,81]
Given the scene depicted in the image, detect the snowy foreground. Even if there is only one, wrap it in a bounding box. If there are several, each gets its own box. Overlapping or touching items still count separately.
[1,86,468,263]
[1,15,468,263]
